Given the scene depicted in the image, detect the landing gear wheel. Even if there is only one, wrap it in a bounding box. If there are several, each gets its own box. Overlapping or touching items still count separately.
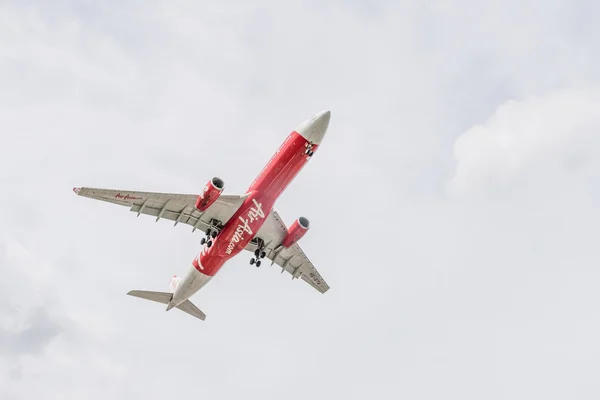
[200,237,206,245]
[211,230,217,239]
[205,228,212,236]
[207,240,213,248]
[305,142,315,156]
[252,239,266,265]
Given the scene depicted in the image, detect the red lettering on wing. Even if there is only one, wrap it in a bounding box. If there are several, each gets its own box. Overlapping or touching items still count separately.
[115,193,143,201]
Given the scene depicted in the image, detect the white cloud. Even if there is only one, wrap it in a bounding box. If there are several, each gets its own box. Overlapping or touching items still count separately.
[448,87,600,196]
[2,0,600,399]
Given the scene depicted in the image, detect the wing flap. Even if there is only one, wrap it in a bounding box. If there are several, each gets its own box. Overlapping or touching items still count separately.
[268,243,329,293]
[246,210,330,293]
[74,187,247,233]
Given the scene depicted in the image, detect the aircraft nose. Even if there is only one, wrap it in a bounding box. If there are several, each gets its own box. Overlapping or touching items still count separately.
[316,110,331,124]
[295,110,331,145]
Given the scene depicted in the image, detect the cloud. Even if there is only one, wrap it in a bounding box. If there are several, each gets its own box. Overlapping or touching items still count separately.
[448,87,600,196]
[0,238,65,382]
[0,236,130,396]
[2,0,600,399]
[0,307,62,359]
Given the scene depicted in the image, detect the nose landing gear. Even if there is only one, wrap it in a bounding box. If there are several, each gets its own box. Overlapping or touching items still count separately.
[305,142,314,157]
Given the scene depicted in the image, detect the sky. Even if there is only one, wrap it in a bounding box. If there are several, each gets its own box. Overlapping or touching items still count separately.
[1,0,599,398]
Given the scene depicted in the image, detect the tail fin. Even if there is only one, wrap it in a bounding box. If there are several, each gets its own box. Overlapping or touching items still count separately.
[126,290,206,321]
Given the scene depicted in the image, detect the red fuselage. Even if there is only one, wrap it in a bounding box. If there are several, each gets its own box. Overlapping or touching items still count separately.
[193,130,319,276]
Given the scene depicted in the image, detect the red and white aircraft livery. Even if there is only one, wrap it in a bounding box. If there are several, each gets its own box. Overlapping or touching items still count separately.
[74,110,331,321]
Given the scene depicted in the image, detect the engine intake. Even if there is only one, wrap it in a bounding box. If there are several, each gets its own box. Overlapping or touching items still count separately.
[282,216,310,248]
[195,177,225,211]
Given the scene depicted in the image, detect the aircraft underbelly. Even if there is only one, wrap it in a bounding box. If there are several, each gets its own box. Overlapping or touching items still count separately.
[197,193,272,276]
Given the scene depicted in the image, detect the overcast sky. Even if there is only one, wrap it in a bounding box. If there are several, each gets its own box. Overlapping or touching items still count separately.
[1,1,600,399]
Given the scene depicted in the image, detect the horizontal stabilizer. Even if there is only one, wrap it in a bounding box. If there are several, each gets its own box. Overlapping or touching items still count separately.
[127,290,206,321]
[176,299,206,321]
[127,290,172,304]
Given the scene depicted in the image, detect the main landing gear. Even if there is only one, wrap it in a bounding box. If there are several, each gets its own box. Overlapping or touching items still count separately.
[200,227,218,248]
[305,142,314,157]
[249,239,267,267]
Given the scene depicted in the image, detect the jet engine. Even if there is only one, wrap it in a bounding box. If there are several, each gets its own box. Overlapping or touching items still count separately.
[282,217,310,248]
[195,177,225,211]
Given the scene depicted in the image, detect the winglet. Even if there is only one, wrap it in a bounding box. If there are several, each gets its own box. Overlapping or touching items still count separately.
[73,187,81,195]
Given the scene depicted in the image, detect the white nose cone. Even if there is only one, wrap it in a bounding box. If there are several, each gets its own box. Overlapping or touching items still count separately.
[295,110,331,145]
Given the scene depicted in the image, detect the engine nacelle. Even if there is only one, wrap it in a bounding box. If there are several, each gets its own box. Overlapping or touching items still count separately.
[195,177,225,211]
[282,217,310,248]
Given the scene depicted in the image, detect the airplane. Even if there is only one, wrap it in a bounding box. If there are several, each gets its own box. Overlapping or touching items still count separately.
[73,110,331,321]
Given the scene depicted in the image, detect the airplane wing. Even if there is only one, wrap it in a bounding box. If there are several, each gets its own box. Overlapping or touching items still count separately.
[73,187,247,234]
[246,210,330,293]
